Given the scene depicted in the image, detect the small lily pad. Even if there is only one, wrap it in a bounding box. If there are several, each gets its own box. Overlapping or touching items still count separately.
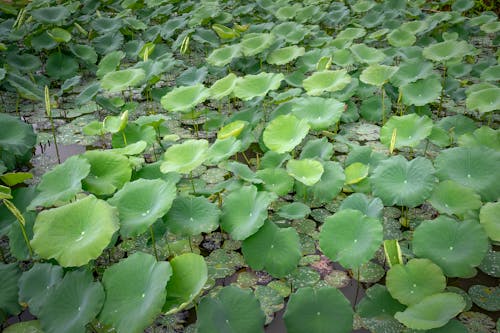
[263,114,310,154]
[161,84,210,112]
[286,159,324,186]
[468,285,500,312]
[303,69,352,96]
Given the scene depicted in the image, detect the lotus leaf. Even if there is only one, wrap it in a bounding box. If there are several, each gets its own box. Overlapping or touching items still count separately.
[277,202,311,219]
[39,270,104,333]
[176,66,207,86]
[267,46,306,65]
[47,27,71,43]
[337,27,366,40]
[339,193,383,219]
[101,68,145,93]
[284,287,353,333]
[435,147,500,202]
[31,6,70,25]
[291,97,345,130]
[163,195,220,236]
[357,284,406,319]
[286,159,324,186]
[422,40,472,63]
[466,87,500,114]
[6,53,41,72]
[481,21,500,33]
[360,64,398,86]
[99,252,172,333]
[161,84,210,112]
[241,33,275,57]
[242,221,301,277]
[221,161,262,184]
[0,113,37,162]
[458,126,500,150]
[302,70,352,96]
[97,50,125,78]
[206,44,241,67]
[197,286,265,333]
[92,17,122,34]
[160,139,208,174]
[263,114,309,153]
[164,253,207,314]
[344,162,369,185]
[295,161,345,204]
[220,185,277,240]
[255,168,295,196]
[299,137,333,160]
[70,44,98,64]
[401,77,442,106]
[480,65,500,81]
[429,180,482,216]
[380,114,433,149]
[205,137,242,165]
[0,263,21,317]
[272,22,309,44]
[371,156,436,207]
[479,201,500,242]
[387,29,416,47]
[45,52,79,80]
[209,73,237,100]
[31,195,119,267]
[319,209,383,269]
[395,293,465,330]
[82,150,132,196]
[6,73,43,101]
[218,120,247,139]
[3,321,43,333]
[468,285,500,312]
[413,217,489,277]
[111,123,156,149]
[350,44,386,64]
[233,72,284,101]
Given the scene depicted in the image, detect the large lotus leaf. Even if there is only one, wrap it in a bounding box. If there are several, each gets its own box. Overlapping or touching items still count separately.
[480,65,500,81]
[111,123,156,149]
[220,185,277,240]
[206,44,241,67]
[242,221,301,278]
[160,139,208,174]
[267,46,306,65]
[255,168,295,196]
[91,17,122,34]
[339,193,383,219]
[0,263,21,317]
[18,263,63,316]
[99,252,172,333]
[233,72,284,101]
[401,77,442,106]
[357,284,406,319]
[70,44,98,64]
[337,27,366,40]
[344,162,369,185]
[458,126,500,150]
[209,73,237,100]
[350,44,386,64]
[435,147,500,202]
[108,178,176,238]
[164,253,207,314]
[387,28,416,47]
[295,161,345,204]
[31,195,119,267]
[413,217,489,278]
[28,156,90,210]
[0,114,36,160]
[386,259,446,306]
[302,69,352,96]
[300,137,334,160]
[466,88,500,114]
[371,156,436,207]
[284,287,353,333]
[395,293,465,330]
[286,158,324,186]
[205,137,242,165]
[272,22,309,44]
[45,52,79,80]
[3,321,44,333]
[161,84,210,112]
[241,32,275,57]
[101,68,145,93]
[96,51,124,78]
[422,40,472,63]
[6,53,42,72]
[380,114,433,149]
[6,73,43,101]
[479,201,500,242]
[263,115,310,153]
[31,6,70,25]
[277,202,311,220]
[291,97,345,130]
[390,61,435,87]
[82,150,132,196]
[39,270,104,333]
[319,209,383,269]
[163,195,220,236]
[429,180,482,216]
[197,285,265,333]
[360,64,398,86]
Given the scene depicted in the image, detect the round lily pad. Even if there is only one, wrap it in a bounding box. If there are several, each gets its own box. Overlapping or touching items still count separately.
[428,180,482,217]
[352,261,385,283]
[160,139,208,174]
[161,84,210,112]
[422,40,472,63]
[267,45,306,65]
[295,161,345,204]
[0,263,21,317]
[390,60,434,87]
[302,69,352,96]
[31,6,70,25]
[241,32,275,57]
[101,68,145,93]
[357,284,406,320]
[387,28,416,47]
[339,193,383,219]
[468,285,500,312]
[277,202,311,219]
[350,44,386,64]
[45,52,79,80]
[479,201,500,242]
[206,44,241,67]
[291,96,345,130]
[401,77,442,106]
[164,195,220,236]
[286,159,324,186]
[360,64,398,86]
[466,87,500,114]
[209,73,237,100]
[256,168,295,196]
[82,150,132,196]
[380,114,433,149]
[300,137,334,161]
[263,114,310,154]
[233,72,284,101]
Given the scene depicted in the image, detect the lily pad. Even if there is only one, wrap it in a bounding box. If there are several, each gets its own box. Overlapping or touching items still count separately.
[241,32,275,57]
[428,180,482,217]
[422,40,472,63]
[160,139,208,174]
[468,285,500,312]
[387,29,416,47]
[302,69,351,96]
[45,52,79,80]
[267,46,306,65]
[164,195,220,236]
[466,87,500,114]
[350,44,386,64]
[295,161,345,204]
[277,202,311,220]
[101,68,145,93]
[401,77,442,106]
[286,159,324,186]
[82,150,132,196]
[3,321,44,333]
[161,84,210,112]
[31,6,70,25]
[479,201,500,242]
[255,168,295,196]
[291,97,345,130]
[206,44,241,67]
[209,73,237,100]
[380,114,433,149]
[360,64,398,86]
[357,284,406,319]
[0,263,21,317]
[263,114,310,153]
[233,72,284,101]
[339,193,383,219]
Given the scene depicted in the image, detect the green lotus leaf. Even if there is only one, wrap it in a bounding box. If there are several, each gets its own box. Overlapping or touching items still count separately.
[108,178,176,238]
[218,120,247,140]
[6,73,43,101]
[360,64,398,87]
[380,114,433,149]
[429,180,482,217]
[371,156,436,207]
[161,84,210,112]
[97,50,125,78]
[339,193,383,219]
[357,284,406,319]
[395,293,465,330]
[319,209,383,269]
[241,32,275,57]
[479,201,500,242]
[220,185,277,240]
[277,202,311,219]
[337,27,366,40]
[45,52,79,80]
[176,66,208,86]
[286,158,324,186]
[110,141,148,155]
[3,321,43,333]
[111,123,156,149]
[31,195,119,267]
[209,73,237,100]
[413,217,489,278]
[91,17,122,34]
[267,46,306,65]
[0,172,30,187]
[468,285,500,311]
[263,114,309,153]
[300,137,334,160]
[69,44,98,64]
[242,221,301,277]
[233,72,284,101]
[28,155,90,210]
[401,77,442,106]
[386,259,446,306]
[164,253,207,314]
[47,27,71,43]
[197,286,265,333]
[295,161,345,204]
[481,20,500,33]
[284,287,353,333]
[344,162,369,185]
[275,5,298,20]
[291,97,345,130]
[31,6,70,25]
[466,88,500,114]
[423,40,472,63]
[0,263,21,317]
[39,270,104,333]
[206,44,241,67]
[18,263,63,316]
[82,150,132,196]
[0,113,37,159]
[480,65,500,81]
[101,68,145,93]
[6,53,41,72]
[350,44,386,64]
[163,195,220,236]
[160,139,208,174]
[387,28,416,47]
[221,161,262,184]
[99,252,172,333]
[272,22,309,44]
[302,69,352,96]
[205,137,242,165]
[452,0,474,11]
[255,168,295,196]
[435,147,500,202]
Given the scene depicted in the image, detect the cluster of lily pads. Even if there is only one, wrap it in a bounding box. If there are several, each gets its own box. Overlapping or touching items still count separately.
[1,0,499,332]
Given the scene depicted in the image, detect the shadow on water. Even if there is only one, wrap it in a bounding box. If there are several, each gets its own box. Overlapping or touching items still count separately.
[35,142,87,163]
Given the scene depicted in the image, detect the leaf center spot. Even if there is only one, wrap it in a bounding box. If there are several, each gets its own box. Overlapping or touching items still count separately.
[142,293,145,298]
[317,312,321,316]
[467,174,471,178]
[403,180,407,184]
[449,246,453,251]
